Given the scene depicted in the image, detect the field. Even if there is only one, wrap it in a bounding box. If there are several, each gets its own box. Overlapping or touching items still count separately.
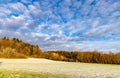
[0,58,120,78]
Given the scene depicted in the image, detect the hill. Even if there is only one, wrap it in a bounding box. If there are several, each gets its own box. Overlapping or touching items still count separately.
[0,37,42,58]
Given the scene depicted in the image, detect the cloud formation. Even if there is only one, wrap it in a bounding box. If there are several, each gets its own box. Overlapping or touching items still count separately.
[0,0,120,52]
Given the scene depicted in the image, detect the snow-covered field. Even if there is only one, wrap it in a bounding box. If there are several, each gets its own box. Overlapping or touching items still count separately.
[0,58,120,78]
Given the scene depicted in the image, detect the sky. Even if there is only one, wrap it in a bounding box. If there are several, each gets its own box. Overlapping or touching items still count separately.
[0,0,120,52]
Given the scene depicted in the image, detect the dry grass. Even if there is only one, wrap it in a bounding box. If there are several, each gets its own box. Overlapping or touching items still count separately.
[0,70,73,78]
[0,58,120,78]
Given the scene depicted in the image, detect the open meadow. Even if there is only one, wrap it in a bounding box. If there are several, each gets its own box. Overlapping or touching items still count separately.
[0,58,120,78]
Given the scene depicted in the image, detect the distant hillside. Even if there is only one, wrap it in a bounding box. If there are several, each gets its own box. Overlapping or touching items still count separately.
[0,37,42,58]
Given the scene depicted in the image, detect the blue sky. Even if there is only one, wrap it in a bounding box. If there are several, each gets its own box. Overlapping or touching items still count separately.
[0,0,120,52]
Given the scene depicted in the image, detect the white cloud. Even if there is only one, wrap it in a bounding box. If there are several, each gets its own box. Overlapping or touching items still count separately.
[1,15,26,30]
[92,18,100,28]
[112,11,120,17]
[8,2,28,14]
[0,0,120,52]
[28,4,42,17]
[84,22,120,39]
[21,0,32,4]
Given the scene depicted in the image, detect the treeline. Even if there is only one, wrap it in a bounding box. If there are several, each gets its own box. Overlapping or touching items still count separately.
[0,37,120,64]
[42,51,120,64]
[0,37,42,58]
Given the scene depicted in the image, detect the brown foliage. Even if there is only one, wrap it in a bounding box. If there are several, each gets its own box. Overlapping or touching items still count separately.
[43,51,120,64]
[0,37,42,58]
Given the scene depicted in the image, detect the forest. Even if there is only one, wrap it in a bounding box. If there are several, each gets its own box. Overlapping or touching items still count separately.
[0,37,42,58]
[0,37,120,64]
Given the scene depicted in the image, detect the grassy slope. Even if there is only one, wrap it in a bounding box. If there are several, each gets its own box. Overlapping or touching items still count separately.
[0,58,120,78]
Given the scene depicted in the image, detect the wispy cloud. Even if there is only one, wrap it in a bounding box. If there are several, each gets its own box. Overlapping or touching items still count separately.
[0,0,120,52]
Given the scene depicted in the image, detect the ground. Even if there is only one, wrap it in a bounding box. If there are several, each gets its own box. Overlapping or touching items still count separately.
[0,58,120,78]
